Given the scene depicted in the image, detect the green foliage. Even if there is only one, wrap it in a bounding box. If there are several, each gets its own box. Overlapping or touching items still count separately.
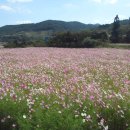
[111,15,121,43]
[3,35,32,48]
[82,37,102,48]
[91,31,109,42]
[48,31,81,47]
[1,17,130,48]
[0,94,130,130]
[0,98,29,130]
[31,39,46,47]
[0,20,99,35]
[126,30,130,43]
[48,31,107,48]
[106,44,130,49]
[3,35,46,48]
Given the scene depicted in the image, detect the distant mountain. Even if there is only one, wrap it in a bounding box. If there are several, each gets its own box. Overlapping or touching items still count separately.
[1,19,130,45]
[0,20,100,35]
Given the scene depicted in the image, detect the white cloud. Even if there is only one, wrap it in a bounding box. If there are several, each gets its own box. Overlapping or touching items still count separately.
[0,5,14,11]
[7,0,33,3]
[92,0,118,4]
[16,20,32,24]
[0,4,32,14]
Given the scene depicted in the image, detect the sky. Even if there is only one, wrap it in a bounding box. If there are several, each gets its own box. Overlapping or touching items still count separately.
[0,0,130,27]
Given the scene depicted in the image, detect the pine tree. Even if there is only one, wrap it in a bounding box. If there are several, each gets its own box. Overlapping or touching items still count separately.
[111,15,120,43]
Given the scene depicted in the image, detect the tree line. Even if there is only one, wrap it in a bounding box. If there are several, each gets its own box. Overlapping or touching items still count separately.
[3,15,130,48]
[48,15,130,48]
[111,15,130,43]
[48,31,109,48]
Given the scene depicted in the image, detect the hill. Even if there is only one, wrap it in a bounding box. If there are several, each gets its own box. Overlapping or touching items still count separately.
[0,19,130,35]
[1,18,130,48]
[0,20,99,35]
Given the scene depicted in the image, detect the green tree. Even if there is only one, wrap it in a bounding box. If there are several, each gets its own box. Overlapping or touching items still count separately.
[111,15,120,43]
[126,30,130,43]
[91,31,109,42]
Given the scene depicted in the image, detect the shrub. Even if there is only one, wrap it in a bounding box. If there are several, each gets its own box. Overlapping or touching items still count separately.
[32,40,46,47]
[82,37,102,48]
[91,31,109,42]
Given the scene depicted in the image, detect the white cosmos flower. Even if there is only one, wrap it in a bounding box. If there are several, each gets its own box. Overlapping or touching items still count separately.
[23,114,26,119]
[81,113,86,117]
[82,119,86,123]
[104,125,108,130]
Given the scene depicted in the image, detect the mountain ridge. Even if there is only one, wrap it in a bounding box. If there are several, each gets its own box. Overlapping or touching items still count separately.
[0,20,100,35]
[0,18,130,37]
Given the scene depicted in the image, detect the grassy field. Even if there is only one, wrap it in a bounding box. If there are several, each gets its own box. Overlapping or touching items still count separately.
[0,48,130,130]
[107,44,130,49]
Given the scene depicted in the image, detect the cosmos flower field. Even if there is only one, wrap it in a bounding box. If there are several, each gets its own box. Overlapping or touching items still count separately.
[0,48,130,130]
